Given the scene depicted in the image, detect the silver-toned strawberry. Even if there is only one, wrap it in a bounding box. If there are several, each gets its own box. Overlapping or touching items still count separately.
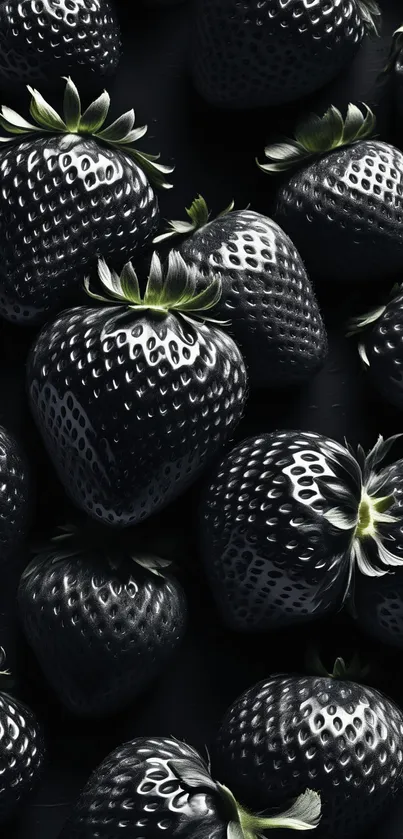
[27,251,248,527]
[199,430,403,631]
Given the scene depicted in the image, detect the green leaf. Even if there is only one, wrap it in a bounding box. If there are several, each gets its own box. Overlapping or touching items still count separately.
[62,77,81,132]
[186,195,210,228]
[342,103,366,145]
[178,276,221,313]
[261,790,321,831]
[227,823,245,839]
[217,199,235,218]
[119,262,141,304]
[143,252,164,305]
[133,555,172,576]
[115,125,148,144]
[296,106,344,152]
[79,90,110,133]
[168,758,218,792]
[157,250,191,307]
[153,220,195,244]
[0,106,41,133]
[96,110,135,143]
[97,258,126,301]
[27,86,67,132]
[83,275,112,304]
[124,148,174,190]
[356,0,381,35]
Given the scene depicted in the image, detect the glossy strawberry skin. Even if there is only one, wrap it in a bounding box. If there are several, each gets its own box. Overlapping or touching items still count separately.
[199,430,359,631]
[274,141,403,285]
[18,551,187,717]
[0,691,45,823]
[60,737,228,838]
[0,425,32,565]
[0,134,159,325]
[178,210,327,388]
[27,305,247,527]
[0,0,121,91]
[214,674,403,839]
[192,0,370,109]
[360,291,403,409]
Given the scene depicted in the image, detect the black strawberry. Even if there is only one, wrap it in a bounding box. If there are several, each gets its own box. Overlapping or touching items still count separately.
[27,252,247,527]
[191,0,380,109]
[17,525,187,717]
[59,735,321,838]
[0,77,172,325]
[0,660,45,824]
[0,425,32,565]
[213,662,403,839]
[0,0,121,92]
[258,104,403,284]
[155,199,327,388]
[199,430,403,631]
[348,285,403,410]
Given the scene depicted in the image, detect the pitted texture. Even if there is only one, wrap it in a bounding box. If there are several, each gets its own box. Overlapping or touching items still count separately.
[0,692,45,823]
[192,0,367,108]
[18,553,187,716]
[27,306,247,526]
[60,737,227,838]
[275,141,403,283]
[363,293,403,409]
[0,426,31,564]
[200,430,358,630]
[179,210,326,388]
[0,0,121,89]
[0,134,158,324]
[214,675,403,839]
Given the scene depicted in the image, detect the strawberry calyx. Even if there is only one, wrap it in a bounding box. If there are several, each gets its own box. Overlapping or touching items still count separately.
[24,523,173,578]
[0,77,173,189]
[325,435,403,584]
[222,785,321,836]
[257,104,376,174]
[153,195,234,243]
[85,250,225,324]
[356,0,381,36]
[305,649,370,682]
[347,284,402,367]
[167,750,321,835]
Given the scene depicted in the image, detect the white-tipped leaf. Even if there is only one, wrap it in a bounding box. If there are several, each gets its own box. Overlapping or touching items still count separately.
[143,252,165,305]
[63,77,81,132]
[265,790,322,831]
[28,87,67,132]
[97,110,136,143]
[80,90,110,133]
[119,262,141,304]
[133,555,172,577]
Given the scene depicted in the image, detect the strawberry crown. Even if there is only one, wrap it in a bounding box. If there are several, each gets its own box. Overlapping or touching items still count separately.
[153,195,234,243]
[347,284,402,367]
[323,435,403,591]
[25,524,173,578]
[0,77,173,190]
[306,649,370,683]
[167,745,321,836]
[258,103,376,174]
[356,0,381,35]
[85,250,224,323]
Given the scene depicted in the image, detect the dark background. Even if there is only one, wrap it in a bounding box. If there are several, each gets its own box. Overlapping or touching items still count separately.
[2,0,403,836]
